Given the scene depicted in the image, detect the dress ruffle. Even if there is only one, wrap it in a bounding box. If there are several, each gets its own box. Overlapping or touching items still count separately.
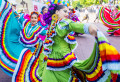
[99,7,120,28]
[0,1,19,76]
[19,22,44,47]
[47,52,77,71]
[12,43,43,82]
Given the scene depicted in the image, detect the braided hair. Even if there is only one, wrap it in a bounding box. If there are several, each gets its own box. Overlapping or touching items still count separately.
[43,4,65,25]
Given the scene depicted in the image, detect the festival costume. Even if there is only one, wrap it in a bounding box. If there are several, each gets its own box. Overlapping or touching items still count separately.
[0,0,46,76]
[12,17,120,82]
[99,7,120,36]
[1,0,120,82]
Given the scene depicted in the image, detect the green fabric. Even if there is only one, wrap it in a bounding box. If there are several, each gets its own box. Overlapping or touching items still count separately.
[73,43,97,71]
[69,22,85,34]
[41,19,88,82]
[48,19,85,59]
[37,53,47,78]
[37,19,87,82]
[42,68,71,82]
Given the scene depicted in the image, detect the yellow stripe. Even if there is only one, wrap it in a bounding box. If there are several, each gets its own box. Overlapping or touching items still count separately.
[32,59,39,81]
[0,60,14,72]
[47,53,75,63]
[3,11,18,61]
[19,51,32,81]
[72,77,76,82]
[86,58,102,78]
[99,43,119,55]
[54,0,58,4]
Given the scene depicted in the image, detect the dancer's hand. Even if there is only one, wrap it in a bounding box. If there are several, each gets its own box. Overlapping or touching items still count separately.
[88,24,97,37]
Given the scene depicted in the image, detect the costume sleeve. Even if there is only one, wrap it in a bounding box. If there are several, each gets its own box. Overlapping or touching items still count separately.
[13,10,20,19]
[19,14,25,24]
[69,22,90,34]
[13,10,25,25]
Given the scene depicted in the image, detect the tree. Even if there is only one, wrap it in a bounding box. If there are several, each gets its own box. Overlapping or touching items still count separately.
[95,0,99,4]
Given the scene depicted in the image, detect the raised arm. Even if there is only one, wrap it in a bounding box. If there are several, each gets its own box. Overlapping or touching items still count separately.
[69,22,97,37]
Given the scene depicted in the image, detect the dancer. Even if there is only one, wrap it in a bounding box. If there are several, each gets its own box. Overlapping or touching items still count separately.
[41,6,48,15]
[82,7,89,22]
[12,3,120,82]
[38,6,48,29]
[0,0,47,77]
[94,6,99,23]
[21,7,48,29]
[99,5,120,36]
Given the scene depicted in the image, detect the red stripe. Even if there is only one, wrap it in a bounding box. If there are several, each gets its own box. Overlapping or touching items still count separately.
[47,54,76,67]
[30,46,43,81]
[86,67,103,81]
[100,54,120,62]
[16,50,31,81]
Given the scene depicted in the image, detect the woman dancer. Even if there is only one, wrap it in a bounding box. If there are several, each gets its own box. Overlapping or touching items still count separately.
[41,6,48,15]
[99,5,120,36]
[0,0,47,77]
[12,3,120,82]
[38,6,48,29]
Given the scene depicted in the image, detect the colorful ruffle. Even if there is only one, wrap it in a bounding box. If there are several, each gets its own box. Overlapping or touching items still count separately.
[78,31,120,81]
[0,0,18,76]
[107,28,120,36]
[99,7,120,29]
[12,44,43,82]
[19,20,44,47]
[44,38,54,47]
[64,33,77,44]
[88,31,120,81]
[47,52,77,71]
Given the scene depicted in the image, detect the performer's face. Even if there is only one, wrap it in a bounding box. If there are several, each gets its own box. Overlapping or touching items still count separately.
[30,14,38,25]
[56,6,69,19]
[43,8,48,15]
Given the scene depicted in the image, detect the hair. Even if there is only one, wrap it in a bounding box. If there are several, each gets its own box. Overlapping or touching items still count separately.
[43,4,65,25]
[30,12,39,18]
[75,7,78,10]
[42,6,47,11]
[41,6,47,13]
[116,5,119,9]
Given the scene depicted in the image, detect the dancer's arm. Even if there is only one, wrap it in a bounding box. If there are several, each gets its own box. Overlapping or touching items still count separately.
[69,23,97,37]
